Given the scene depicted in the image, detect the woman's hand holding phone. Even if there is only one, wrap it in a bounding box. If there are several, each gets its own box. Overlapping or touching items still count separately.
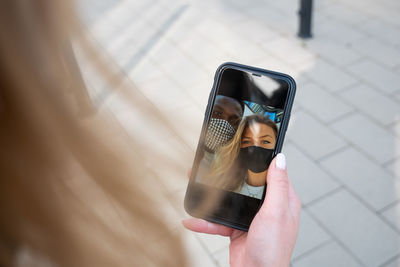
[182,154,301,267]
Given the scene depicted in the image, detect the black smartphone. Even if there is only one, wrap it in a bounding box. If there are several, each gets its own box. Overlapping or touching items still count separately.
[184,62,296,231]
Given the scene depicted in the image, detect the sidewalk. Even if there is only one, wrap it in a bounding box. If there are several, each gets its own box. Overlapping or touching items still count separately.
[80,0,400,266]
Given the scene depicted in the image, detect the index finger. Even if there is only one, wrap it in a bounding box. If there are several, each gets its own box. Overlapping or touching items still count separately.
[182,218,234,237]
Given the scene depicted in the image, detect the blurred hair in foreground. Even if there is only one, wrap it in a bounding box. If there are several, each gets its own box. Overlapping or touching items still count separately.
[0,0,215,266]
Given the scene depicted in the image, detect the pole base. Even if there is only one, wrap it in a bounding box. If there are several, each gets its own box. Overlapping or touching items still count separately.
[298,32,312,39]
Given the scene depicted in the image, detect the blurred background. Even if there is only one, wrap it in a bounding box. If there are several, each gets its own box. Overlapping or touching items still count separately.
[78,0,400,266]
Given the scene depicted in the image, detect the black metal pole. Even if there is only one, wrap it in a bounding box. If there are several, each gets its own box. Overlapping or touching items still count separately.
[298,0,313,38]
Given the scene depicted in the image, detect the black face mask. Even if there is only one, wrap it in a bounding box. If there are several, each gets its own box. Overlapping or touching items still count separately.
[238,146,274,173]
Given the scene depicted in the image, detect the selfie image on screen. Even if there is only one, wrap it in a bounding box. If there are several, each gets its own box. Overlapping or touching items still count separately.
[195,68,288,199]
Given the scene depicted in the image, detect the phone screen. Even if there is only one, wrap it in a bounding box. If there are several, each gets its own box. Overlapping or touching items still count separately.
[186,65,292,229]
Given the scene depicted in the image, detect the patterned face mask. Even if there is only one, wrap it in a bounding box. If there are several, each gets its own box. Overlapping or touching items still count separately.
[204,118,236,152]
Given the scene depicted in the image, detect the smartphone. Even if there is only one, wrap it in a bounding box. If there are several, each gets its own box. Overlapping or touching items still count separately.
[184,62,296,231]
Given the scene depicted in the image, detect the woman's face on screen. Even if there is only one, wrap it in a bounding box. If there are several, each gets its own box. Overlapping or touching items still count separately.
[241,122,276,150]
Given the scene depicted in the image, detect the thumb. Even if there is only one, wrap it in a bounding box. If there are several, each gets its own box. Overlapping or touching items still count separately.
[259,153,289,216]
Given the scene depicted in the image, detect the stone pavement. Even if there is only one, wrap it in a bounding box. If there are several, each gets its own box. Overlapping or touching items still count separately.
[79,0,400,266]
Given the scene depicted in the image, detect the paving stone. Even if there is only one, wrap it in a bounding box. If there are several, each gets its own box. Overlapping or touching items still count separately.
[347,60,400,94]
[381,202,400,232]
[185,79,213,110]
[305,39,362,66]
[230,18,279,44]
[165,104,204,151]
[385,158,400,178]
[164,20,196,44]
[314,19,367,46]
[290,101,302,114]
[261,37,317,66]
[384,189,400,219]
[109,33,159,70]
[320,147,400,210]
[351,38,400,68]
[181,230,219,267]
[305,59,358,92]
[392,121,400,138]
[379,0,400,9]
[292,209,331,259]
[197,233,230,255]
[128,58,165,86]
[330,113,400,164]
[136,76,193,111]
[182,7,212,29]
[108,92,184,147]
[252,55,299,79]
[308,190,400,267]
[357,19,400,45]
[295,82,354,123]
[319,3,370,25]
[213,247,229,267]
[292,241,362,267]
[104,18,153,56]
[86,0,144,39]
[371,6,400,27]
[284,143,340,205]
[139,136,192,193]
[265,2,302,33]
[242,5,295,35]
[312,6,333,25]
[177,33,230,69]
[219,34,270,62]
[207,5,248,25]
[140,1,184,26]
[383,257,400,267]
[286,111,348,160]
[292,75,311,94]
[194,18,233,44]
[314,0,336,10]
[395,91,400,102]
[160,58,209,89]
[148,39,188,69]
[339,84,400,126]
[201,58,234,74]
[336,0,378,12]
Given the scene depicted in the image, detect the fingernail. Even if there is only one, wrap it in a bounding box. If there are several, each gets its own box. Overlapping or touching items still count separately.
[276,153,286,170]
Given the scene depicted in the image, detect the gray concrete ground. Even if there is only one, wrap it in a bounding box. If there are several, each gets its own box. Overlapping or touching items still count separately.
[79,0,400,266]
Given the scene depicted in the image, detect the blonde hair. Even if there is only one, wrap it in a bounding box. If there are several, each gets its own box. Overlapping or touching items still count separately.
[0,0,189,266]
[205,114,278,191]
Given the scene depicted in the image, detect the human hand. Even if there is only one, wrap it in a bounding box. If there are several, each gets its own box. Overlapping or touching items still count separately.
[182,153,301,267]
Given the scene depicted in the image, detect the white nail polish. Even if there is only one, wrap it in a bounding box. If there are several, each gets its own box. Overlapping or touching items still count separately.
[276,153,286,170]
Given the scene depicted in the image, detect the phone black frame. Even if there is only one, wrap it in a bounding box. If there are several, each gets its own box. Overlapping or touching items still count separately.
[184,62,296,231]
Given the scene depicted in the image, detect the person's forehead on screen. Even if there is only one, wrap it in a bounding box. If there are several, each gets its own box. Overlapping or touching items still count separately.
[211,95,243,128]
